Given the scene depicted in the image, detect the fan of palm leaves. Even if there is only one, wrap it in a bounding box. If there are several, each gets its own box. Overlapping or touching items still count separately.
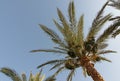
[31,1,120,81]
[0,67,45,81]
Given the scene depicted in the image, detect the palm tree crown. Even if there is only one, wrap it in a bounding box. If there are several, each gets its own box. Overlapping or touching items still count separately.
[0,67,45,81]
[31,1,120,81]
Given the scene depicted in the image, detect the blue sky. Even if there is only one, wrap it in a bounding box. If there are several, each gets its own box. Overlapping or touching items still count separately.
[0,0,120,81]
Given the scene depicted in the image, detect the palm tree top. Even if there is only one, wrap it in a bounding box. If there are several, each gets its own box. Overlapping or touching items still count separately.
[31,1,120,81]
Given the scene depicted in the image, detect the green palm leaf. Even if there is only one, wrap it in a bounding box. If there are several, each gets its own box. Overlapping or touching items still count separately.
[98,50,116,55]
[77,15,84,47]
[37,59,66,69]
[96,21,120,44]
[68,1,76,27]
[57,8,74,43]
[52,67,65,77]
[87,1,111,40]
[30,49,66,54]
[50,62,65,70]
[0,67,22,81]
[97,56,112,62]
[40,24,65,47]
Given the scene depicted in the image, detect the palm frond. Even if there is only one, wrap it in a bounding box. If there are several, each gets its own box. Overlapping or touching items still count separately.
[57,8,74,43]
[77,15,84,46]
[112,28,120,38]
[44,76,56,81]
[54,47,68,51]
[53,19,65,37]
[97,56,112,62]
[96,21,120,44]
[52,67,65,77]
[22,73,27,81]
[30,49,67,54]
[37,59,66,69]
[109,16,120,21]
[67,70,75,81]
[97,43,108,49]
[68,1,76,27]
[29,73,34,81]
[0,67,22,81]
[98,50,116,55]
[50,62,65,70]
[39,24,65,47]
[82,67,87,77]
[29,70,45,81]
[87,1,110,40]
[108,1,120,9]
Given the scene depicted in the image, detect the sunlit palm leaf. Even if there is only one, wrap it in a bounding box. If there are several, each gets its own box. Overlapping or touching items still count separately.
[67,70,75,81]
[29,73,34,81]
[77,15,84,47]
[112,28,120,38]
[87,1,110,40]
[44,76,56,81]
[30,49,67,54]
[57,8,74,43]
[68,1,76,27]
[29,70,45,81]
[0,67,22,81]
[37,59,66,69]
[96,21,120,44]
[98,50,116,55]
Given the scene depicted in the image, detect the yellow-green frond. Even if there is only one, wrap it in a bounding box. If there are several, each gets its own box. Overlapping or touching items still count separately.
[77,15,84,46]
[68,1,76,27]
[0,67,22,81]
[57,8,74,43]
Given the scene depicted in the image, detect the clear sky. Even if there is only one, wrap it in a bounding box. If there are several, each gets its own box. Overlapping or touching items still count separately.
[0,0,120,81]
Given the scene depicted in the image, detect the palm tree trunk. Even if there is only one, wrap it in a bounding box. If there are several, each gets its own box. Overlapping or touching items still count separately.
[80,56,104,81]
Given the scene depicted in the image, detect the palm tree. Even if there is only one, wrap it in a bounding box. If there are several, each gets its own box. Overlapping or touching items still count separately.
[0,67,45,81]
[31,1,120,81]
